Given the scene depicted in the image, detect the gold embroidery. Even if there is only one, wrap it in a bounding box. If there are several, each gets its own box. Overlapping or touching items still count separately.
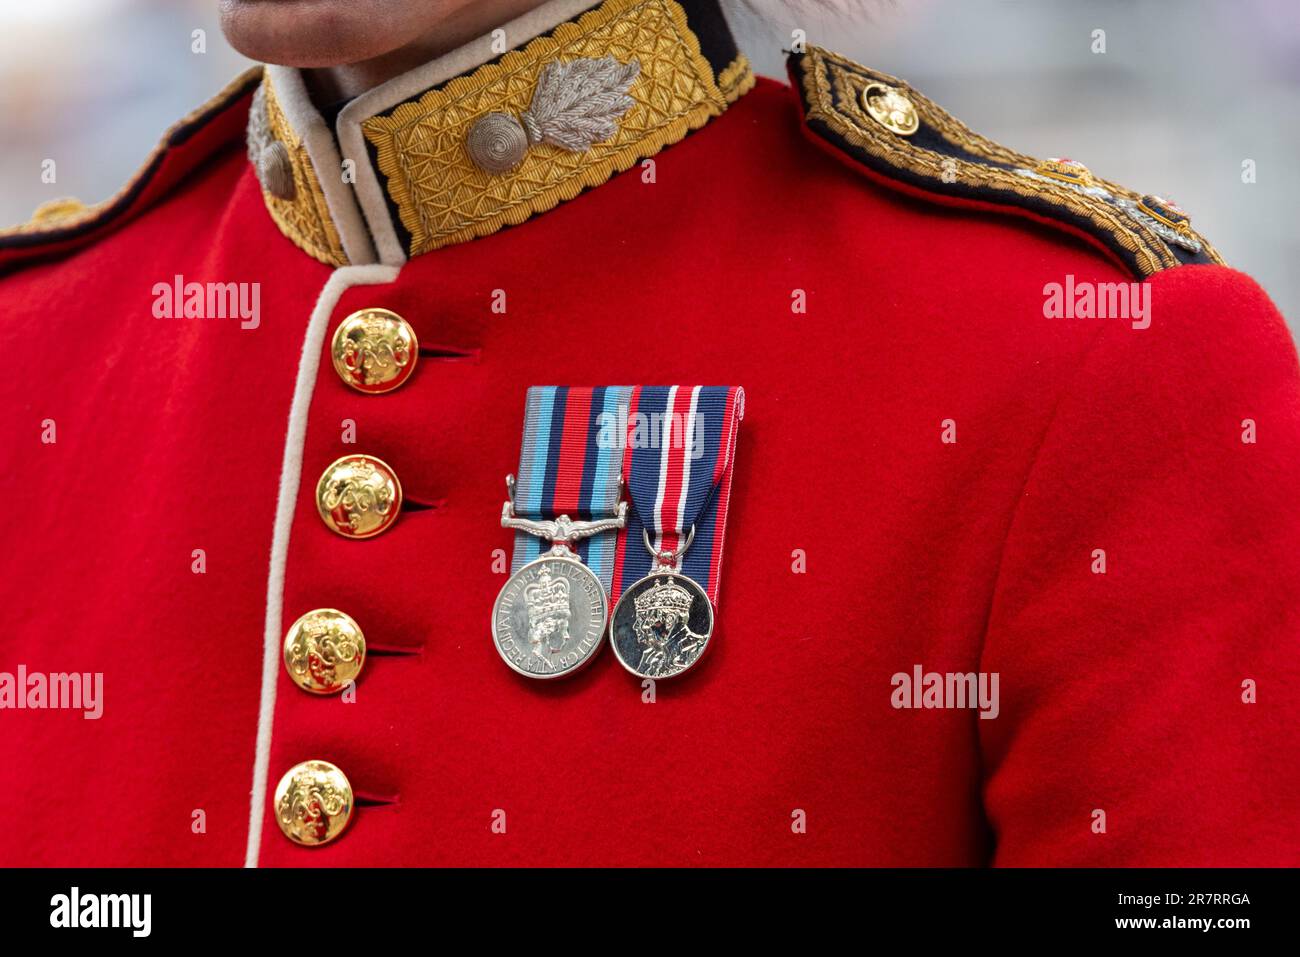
[261,78,348,266]
[908,70,1223,265]
[718,54,756,104]
[800,47,1224,275]
[29,197,90,224]
[362,0,733,256]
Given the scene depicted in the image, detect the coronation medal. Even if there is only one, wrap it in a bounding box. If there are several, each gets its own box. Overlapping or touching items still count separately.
[608,386,745,680]
[610,527,715,679]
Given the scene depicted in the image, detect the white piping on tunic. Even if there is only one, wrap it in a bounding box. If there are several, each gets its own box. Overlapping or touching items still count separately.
[244,263,400,868]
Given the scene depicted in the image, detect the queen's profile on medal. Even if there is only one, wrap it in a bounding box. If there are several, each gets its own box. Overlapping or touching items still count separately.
[523,565,573,657]
[493,552,608,679]
[492,490,625,680]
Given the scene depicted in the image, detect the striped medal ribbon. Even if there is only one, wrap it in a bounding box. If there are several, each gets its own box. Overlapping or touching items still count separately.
[491,386,632,680]
[608,385,746,680]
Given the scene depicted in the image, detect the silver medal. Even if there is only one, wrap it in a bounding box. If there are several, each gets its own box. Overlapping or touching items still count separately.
[492,477,627,680]
[609,527,714,679]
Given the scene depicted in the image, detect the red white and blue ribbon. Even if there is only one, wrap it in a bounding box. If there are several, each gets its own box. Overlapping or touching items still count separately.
[610,385,745,605]
[510,386,633,589]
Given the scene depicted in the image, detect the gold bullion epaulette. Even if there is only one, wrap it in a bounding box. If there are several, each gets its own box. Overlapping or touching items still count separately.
[0,67,263,273]
[788,46,1223,280]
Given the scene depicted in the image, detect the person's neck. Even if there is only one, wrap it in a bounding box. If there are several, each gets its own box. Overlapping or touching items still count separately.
[302,0,566,105]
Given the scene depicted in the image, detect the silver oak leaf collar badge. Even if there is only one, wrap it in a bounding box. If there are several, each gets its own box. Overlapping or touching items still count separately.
[246,84,296,200]
[466,56,642,174]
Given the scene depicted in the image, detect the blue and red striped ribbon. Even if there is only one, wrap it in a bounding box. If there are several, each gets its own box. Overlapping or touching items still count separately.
[510,386,633,590]
[510,385,745,603]
[611,385,745,605]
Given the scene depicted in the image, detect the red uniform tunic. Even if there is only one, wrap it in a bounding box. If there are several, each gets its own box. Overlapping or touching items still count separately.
[1,0,1296,866]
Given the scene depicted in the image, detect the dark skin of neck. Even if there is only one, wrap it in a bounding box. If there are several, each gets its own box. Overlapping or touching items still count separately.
[299,0,547,103]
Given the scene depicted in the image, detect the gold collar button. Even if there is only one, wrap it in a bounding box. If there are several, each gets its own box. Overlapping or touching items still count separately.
[330,308,419,394]
[316,454,403,539]
[861,81,919,136]
[283,609,366,694]
[274,760,354,847]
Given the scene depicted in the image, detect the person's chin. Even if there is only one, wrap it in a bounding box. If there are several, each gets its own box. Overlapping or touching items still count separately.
[217,0,444,67]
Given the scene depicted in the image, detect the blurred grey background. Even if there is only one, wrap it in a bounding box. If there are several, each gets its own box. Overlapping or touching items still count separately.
[2,0,1297,332]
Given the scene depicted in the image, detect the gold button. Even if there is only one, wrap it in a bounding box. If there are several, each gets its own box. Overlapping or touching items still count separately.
[861,82,919,136]
[330,308,419,394]
[316,454,403,539]
[283,609,366,694]
[274,760,354,847]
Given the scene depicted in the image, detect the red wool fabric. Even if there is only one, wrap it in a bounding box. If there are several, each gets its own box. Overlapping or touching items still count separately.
[0,77,1296,867]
